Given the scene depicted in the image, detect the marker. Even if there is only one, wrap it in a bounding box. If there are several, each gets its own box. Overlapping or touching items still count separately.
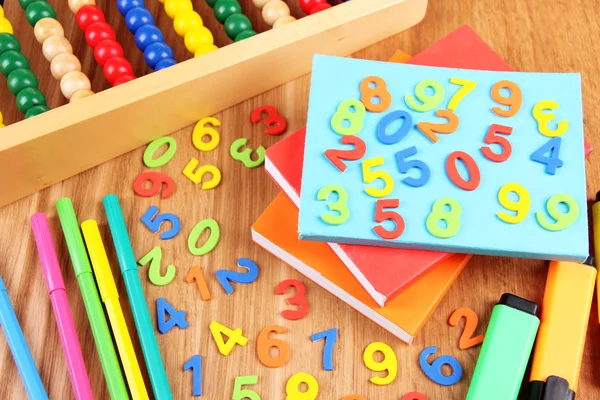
[103,194,173,400]
[30,213,93,400]
[81,219,150,400]
[466,293,539,400]
[526,258,596,399]
[592,191,600,321]
[0,276,48,400]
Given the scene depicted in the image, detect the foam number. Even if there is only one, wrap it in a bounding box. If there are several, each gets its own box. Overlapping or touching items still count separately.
[184,355,202,397]
[445,151,480,191]
[362,157,394,198]
[143,136,177,168]
[317,185,350,225]
[232,376,260,400]
[138,247,176,286]
[376,110,412,145]
[192,117,221,151]
[531,137,564,175]
[419,346,462,386]
[448,77,477,111]
[188,219,220,256]
[183,159,222,189]
[285,372,318,400]
[490,80,522,117]
[325,136,367,172]
[360,76,392,113]
[536,194,579,231]
[416,109,459,143]
[216,258,259,295]
[448,307,484,350]
[185,266,212,301]
[230,138,266,168]
[210,321,248,356]
[275,279,309,320]
[401,393,427,400]
[141,206,181,240]
[330,100,366,136]
[532,100,568,137]
[373,199,405,240]
[394,146,431,187]
[363,342,397,385]
[480,124,513,163]
[497,183,530,224]
[311,328,338,371]
[256,325,290,368]
[156,297,189,334]
[252,105,287,135]
[133,171,175,199]
[405,79,445,112]
[426,198,462,239]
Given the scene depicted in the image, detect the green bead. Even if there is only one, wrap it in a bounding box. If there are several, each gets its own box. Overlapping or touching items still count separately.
[214,0,241,24]
[16,87,47,114]
[0,50,30,77]
[18,0,39,9]
[234,29,257,42]
[223,13,252,40]
[25,104,50,118]
[7,68,39,96]
[0,34,21,57]
[25,1,56,26]
[206,0,219,7]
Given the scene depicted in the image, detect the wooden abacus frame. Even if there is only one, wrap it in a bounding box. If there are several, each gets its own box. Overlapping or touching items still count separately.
[0,0,427,208]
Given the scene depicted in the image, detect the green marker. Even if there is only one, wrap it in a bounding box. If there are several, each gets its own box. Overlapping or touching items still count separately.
[56,198,129,400]
[466,293,540,400]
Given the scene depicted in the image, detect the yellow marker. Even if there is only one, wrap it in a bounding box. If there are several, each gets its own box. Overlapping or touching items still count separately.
[81,220,150,400]
[592,192,600,322]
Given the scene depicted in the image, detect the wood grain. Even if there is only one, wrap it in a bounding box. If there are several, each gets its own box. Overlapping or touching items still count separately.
[1,0,599,399]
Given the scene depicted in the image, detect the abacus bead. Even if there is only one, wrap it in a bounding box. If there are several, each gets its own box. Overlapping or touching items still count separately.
[34,18,64,43]
[205,0,218,7]
[7,69,39,96]
[193,44,217,57]
[113,75,134,86]
[0,18,13,34]
[0,34,20,56]
[0,7,3,17]
[262,0,289,26]
[299,0,326,14]
[103,57,133,84]
[144,42,174,69]
[310,3,331,13]
[252,0,273,9]
[50,52,81,80]
[25,104,50,118]
[273,15,296,28]
[76,5,105,31]
[94,39,124,66]
[60,70,91,99]
[223,13,252,40]
[154,58,176,71]
[16,88,46,113]
[85,22,116,48]
[0,50,30,77]
[18,0,39,9]
[134,24,164,51]
[70,89,94,101]
[25,1,57,27]
[42,35,72,62]
[173,10,202,37]
[68,0,96,14]
[164,0,193,19]
[117,0,144,15]
[214,0,241,24]
[184,26,213,53]
[234,29,256,42]
[125,7,154,33]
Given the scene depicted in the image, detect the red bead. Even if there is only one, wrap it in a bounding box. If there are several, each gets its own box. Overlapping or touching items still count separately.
[85,22,116,49]
[299,0,327,14]
[113,74,135,86]
[76,5,105,31]
[94,39,124,66]
[104,57,134,84]
[309,3,331,14]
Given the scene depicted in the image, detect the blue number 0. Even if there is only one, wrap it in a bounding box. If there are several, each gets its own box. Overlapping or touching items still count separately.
[394,146,431,187]
[141,205,181,240]
[216,258,260,294]
[530,137,564,175]
[376,110,413,145]
[419,346,462,386]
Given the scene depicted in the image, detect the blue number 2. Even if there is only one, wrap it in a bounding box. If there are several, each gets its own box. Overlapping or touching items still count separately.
[141,205,181,240]
[394,146,431,187]
[216,258,259,294]
[376,110,413,145]
[184,355,202,397]
[311,328,338,371]
[530,137,563,175]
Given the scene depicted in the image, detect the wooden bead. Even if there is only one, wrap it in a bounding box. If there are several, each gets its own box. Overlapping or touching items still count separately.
[214,0,241,24]
[85,21,116,48]
[113,75,134,86]
[262,0,290,26]
[94,39,124,66]
[164,0,193,19]
[25,1,57,27]
[16,87,46,113]
[42,35,73,62]
[50,52,81,80]
[34,18,64,43]
[70,89,94,102]
[184,26,213,53]
[194,43,218,57]
[76,5,105,31]
[223,13,251,40]
[173,10,202,37]
[68,0,96,14]
[0,18,13,34]
[273,15,296,28]
[252,0,273,9]
[60,70,91,99]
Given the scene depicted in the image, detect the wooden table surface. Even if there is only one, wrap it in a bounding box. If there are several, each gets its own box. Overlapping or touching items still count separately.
[1,0,600,398]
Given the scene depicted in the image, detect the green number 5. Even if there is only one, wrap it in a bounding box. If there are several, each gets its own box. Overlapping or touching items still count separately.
[317,185,350,225]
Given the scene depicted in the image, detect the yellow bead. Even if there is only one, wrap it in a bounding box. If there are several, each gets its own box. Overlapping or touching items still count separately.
[0,6,4,18]
[194,43,218,58]
[273,15,296,28]
[184,26,213,54]
[42,35,73,62]
[34,18,65,44]
[50,53,81,80]
[0,111,3,125]
[60,71,91,100]
[70,89,94,102]
[262,0,290,26]
[0,18,13,34]
[253,0,274,9]
[173,10,202,37]
[164,0,193,19]
[68,0,96,14]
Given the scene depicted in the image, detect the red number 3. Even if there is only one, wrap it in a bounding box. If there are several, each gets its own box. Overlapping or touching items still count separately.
[251,105,287,135]
[275,279,309,320]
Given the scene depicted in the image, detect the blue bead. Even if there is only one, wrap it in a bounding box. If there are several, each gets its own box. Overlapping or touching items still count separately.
[155,58,177,71]
[144,42,174,69]
[117,0,144,15]
[134,24,164,51]
[125,7,154,33]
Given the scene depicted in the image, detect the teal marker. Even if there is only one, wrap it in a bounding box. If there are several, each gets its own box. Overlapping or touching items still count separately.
[103,194,173,400]
[466,293,540,400]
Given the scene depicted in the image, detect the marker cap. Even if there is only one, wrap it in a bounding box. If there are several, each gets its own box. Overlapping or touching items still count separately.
[30,213,67,293]
[527,376,574,400]
[56,198,93,277]
[499,293,538,316]
[80,220,119,302]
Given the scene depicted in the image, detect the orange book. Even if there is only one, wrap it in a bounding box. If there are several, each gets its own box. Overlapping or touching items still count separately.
[252,193,471,343]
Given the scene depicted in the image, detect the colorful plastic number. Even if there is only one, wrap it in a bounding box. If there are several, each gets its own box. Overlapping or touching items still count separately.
[184,355,202,397]
[531,137,563,175]
[256,325,290,368]
[156,297,188,334]
[373,199,405,240]
[448,307,484,349]
[192,117,221,151]
[141,206,181,240]
[448,77,477,111]
[138,247,176,286]
[532,100,568,137]
[285,372,318,400]
[210,321,248,356]
[183,159,222,189]
[481,124,513,163]
[325,136,367,172]
[188,219,220,256]
[490,80,522,117]
[416,109,459,143]
[360,76,392,113]
[363,342,397,385]
[419,346,462,386]
[185,266,211,301]
[445,151,481,191]
[133,171,175,199]
[376,110,412,145]
[143,136,177,168]
[331,100,366,136]
[362,157,394,198]
[317,185,350,225]
[230,138,266,168]
[401,392,427,400]
[232,376,260,400]
[311,328,338,371]
[426,198,462,239]
[394,146,431,187]
[405,79,445,112]
[275,279,309,320]
[497,183,530,224]
[216,258,259,295]
[536,194,579,231]
[251,105,287,135]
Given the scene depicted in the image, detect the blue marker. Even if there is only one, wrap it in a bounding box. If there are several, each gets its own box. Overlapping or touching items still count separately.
[0,276,48,399]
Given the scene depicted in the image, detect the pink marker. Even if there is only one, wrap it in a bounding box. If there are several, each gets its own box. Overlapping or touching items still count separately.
[30,213,94,400]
